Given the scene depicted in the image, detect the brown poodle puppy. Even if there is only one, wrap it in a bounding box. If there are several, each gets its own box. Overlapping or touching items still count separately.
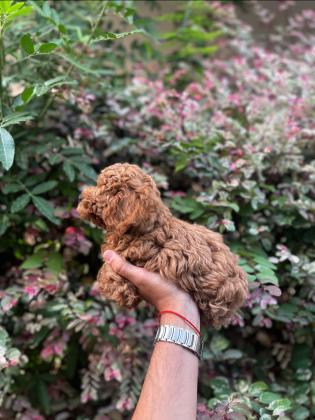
[77,163,248,326]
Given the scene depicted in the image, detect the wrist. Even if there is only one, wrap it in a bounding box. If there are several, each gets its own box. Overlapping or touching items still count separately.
[158,301,200,333]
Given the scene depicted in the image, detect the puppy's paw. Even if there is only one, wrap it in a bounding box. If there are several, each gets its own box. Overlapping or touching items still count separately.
[97,263,141,308]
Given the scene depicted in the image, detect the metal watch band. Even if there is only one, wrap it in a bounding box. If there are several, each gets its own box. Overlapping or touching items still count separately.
[154,324,203,359]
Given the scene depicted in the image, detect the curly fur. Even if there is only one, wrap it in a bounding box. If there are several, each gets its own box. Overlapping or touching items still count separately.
[77,163,248,327]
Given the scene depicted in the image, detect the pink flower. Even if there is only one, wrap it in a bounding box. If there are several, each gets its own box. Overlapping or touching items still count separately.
[53,341,64,357]
[116,396,134,412]
[1,296,18,312]
[63,227,92,255]
[74,127,94,140]
[115,314,136,329]
[43,284,58,294]
[104,366,122,382]
[41,344,54,360]
[24,285,40,299]
[0,355,8,368]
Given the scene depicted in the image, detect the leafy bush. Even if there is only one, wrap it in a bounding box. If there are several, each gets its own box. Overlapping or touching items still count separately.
[1,1,315,419]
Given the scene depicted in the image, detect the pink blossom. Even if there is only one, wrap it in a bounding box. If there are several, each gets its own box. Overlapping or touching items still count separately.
[227,93,242,107]
[104,366,122,382]
[41,344,54,360]
[1,296,18,312]
[260,294,277,310]
[229,313,245,327]
[43,284,58,294]
[89,282,100,296]
[115,314,136,329]
[74,127,94,140]
[116,396,134,412]
[0,355,8,368]
[24,285,40,299]
[63,226,92,255]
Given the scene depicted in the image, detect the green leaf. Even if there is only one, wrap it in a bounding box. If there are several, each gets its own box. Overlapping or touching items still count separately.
[222,349,243,360]
[209,376,230,396]
[292,407,310,420]
[210,335,229,353]
[0,327,8,347]
[1,112,34,127]
[11,193,30,213]
[249,381,268,396]
[256,274,279,286]
[259,392,282,404]
[180,45,218,57]
[252,255,277,269]
[46,252,63,274]
[59,54,99,75]
[63,161,75,181]
[0,214,10,236]
[2,182,24,194]
[21,86,34,103]
[32,196,60,225]
[7,4,32,21]
[6,348,21,362]
[21,251,46,269]
[32,181,58,195]
[35,380,50,414]
[268,399,291,415]
[0,127,15,170]
[20,33,35,54]
[39,42,57,53]
[72,162,97,181]
[34,76,76,97]
[0,1,11,13]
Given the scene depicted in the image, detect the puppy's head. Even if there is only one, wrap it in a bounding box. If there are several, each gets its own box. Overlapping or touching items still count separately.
[77,163,162,233]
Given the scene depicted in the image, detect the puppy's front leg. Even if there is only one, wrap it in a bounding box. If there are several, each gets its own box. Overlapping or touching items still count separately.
[96,262,141,308]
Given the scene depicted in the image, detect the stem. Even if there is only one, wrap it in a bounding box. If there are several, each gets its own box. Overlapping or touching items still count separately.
[87,1,108,45]
[40,1,108,121]
[17,180,33,196]
[0,25,5,120]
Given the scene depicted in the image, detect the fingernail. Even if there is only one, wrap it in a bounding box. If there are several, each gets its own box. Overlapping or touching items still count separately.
[104,250,114,263]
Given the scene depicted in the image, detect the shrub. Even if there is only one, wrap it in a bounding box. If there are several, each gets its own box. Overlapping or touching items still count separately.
[0,1,314,419]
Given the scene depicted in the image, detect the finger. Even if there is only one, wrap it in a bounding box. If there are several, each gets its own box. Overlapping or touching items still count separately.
[103,250,153,288]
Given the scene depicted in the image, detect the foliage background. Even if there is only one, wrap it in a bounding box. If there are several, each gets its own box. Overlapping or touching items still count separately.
[0,1,315,419]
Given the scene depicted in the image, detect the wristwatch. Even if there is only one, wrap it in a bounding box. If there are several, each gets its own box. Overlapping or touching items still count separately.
[154,324,203,359]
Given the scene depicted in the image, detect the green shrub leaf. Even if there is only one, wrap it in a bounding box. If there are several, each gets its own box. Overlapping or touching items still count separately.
[11,193,30,213]
[32,196,60,225]
[1,112,34,127]
[20,33,35,54]
[21,251,46,269]
[259,392,282,404]
[39,42,57,53]
[249,381,268,396]
[63,161,75,181]
[0,127,15,170]
[32,181,58,195]
[268,398,291,415]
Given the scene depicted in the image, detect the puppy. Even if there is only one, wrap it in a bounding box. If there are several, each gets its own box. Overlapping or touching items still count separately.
[77,163,248,326]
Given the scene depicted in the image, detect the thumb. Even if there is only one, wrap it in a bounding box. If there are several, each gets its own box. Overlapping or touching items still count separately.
[103,250,147,286]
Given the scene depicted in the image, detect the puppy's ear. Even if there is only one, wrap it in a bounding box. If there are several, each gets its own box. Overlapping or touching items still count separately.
[102,187,158,234]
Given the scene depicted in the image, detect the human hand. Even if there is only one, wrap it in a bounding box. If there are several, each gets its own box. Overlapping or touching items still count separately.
[103,250,200,330]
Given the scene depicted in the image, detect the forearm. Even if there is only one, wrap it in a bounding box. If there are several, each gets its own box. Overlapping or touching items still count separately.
[132,311,200,420]
[102,251,201,420]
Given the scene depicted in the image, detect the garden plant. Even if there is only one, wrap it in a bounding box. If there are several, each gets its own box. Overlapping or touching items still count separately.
[0,1,314,419]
